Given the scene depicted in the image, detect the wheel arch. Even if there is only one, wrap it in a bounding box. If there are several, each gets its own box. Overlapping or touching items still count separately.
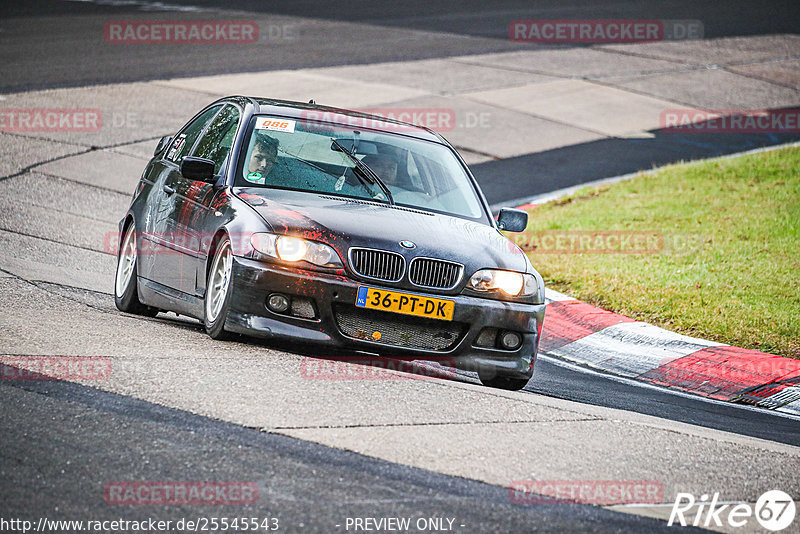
[205,227,232,290]
[118,214,135,253]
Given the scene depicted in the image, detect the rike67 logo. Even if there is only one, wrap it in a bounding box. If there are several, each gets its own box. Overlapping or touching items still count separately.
[669,490,796,531]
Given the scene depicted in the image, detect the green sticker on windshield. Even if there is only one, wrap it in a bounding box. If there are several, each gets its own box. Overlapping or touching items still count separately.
[245,172,265,184]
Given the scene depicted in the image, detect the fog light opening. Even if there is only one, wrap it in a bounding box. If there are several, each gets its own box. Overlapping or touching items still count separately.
[290,297,317,319]
[498,330,522,350]
[267,293,291,314]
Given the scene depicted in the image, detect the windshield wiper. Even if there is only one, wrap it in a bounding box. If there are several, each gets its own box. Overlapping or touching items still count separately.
[331,138,394,205]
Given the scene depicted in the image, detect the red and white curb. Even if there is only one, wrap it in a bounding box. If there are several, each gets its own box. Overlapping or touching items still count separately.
[540,288,800,415]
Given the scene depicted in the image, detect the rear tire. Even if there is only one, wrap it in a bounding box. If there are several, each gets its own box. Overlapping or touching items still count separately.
[114,224,159,317]
[204,235,234,340]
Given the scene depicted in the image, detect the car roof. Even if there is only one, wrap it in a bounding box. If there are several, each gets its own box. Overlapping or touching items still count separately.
[236,96,445,144]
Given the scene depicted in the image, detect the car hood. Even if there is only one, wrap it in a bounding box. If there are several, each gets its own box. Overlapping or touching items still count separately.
[235,188,528,275]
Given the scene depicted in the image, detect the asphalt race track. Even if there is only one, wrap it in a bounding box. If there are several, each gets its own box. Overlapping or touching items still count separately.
[1,2,799,533]
[3,0,799,92]
[0,373,698,533]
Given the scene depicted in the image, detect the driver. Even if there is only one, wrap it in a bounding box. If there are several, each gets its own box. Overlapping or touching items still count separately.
[245,134,279,184]
[361,153,400,187]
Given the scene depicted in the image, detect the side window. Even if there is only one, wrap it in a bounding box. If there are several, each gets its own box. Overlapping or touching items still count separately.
[166,105,223,164]
[191,104,240,174]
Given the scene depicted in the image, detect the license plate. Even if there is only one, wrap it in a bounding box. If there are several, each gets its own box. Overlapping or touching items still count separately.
[355,286,454,321]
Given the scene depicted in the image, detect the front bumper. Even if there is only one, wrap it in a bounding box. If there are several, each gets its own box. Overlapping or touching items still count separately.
[225,257,546,379]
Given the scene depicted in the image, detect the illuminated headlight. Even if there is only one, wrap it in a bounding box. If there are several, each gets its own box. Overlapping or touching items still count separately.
[468,269,538,298]
[251,233,343,268]
[276,236,307,262]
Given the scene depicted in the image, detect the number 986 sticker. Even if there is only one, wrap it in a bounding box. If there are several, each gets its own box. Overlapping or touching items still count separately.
[255,117,295,133]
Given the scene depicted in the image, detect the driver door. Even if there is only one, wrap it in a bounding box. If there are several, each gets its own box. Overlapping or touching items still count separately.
[171,103,241,297]
[147,104,223,292]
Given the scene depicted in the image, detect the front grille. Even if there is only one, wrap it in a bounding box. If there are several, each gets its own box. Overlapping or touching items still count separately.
[334,306,465,351]
[409,258,463,289]
[349,248,405,282]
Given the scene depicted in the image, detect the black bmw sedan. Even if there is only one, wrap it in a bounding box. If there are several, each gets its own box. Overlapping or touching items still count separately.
[114,96,546,390]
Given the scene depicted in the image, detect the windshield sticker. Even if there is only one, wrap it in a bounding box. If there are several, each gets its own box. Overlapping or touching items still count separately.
[245,171,265,184]
[167,134,186,160]
[255,117,296,133]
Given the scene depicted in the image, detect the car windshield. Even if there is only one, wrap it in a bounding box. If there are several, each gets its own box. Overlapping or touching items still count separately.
[235,114,486,221]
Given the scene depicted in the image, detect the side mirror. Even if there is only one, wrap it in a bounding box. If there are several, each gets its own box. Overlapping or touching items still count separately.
[154,135,172,156]
[180,156,216,182]
[497,207,528,233]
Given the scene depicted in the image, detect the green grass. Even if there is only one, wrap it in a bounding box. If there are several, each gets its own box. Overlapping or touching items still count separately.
[513,146,800,358]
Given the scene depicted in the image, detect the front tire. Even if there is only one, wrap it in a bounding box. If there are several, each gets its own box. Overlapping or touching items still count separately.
[478,368,531,391]
[114,224,158,317]
[204,235,234,340]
